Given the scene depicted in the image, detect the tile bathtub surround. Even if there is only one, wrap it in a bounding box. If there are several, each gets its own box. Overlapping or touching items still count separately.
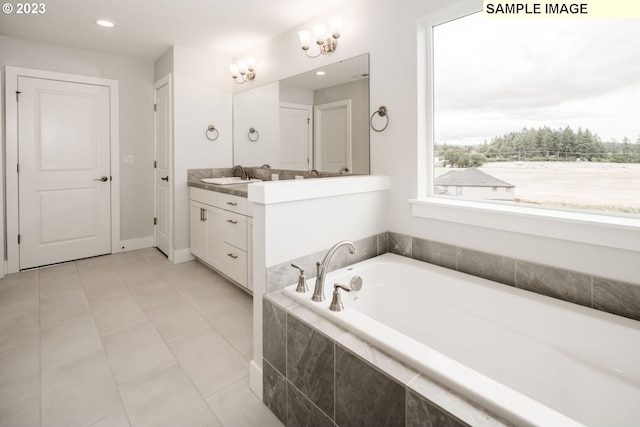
[390,231,640,322]
[266,233,387,294]
[262,295,511,427]
[0,248,283,427]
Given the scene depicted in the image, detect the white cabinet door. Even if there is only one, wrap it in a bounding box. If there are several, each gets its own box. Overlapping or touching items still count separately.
[190,201,208,260]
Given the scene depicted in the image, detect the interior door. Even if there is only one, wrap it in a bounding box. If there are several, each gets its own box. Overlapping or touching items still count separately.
[17,76,111,269]
[314,99,352,172]
[154,77,171,257]
[279,103,312,170]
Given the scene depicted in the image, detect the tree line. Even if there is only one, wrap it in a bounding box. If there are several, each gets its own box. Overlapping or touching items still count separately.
[437,126,640,168]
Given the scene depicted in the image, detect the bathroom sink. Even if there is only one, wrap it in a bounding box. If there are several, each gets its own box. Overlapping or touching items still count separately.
[200,177,261,185]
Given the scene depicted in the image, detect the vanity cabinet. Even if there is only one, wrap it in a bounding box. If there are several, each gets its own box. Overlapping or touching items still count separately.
[189,187,252,291]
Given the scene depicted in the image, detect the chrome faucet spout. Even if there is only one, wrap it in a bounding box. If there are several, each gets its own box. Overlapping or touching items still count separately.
[233,165,248,180]
[312,240,356,302]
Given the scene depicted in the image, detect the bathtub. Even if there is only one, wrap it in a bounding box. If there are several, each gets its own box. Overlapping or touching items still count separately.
[283,253,640,427]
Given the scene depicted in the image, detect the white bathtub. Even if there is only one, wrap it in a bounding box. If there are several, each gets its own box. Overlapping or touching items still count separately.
[283,253,640,427]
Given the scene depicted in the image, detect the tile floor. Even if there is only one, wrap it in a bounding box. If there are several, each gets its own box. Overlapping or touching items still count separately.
[0,248,284,427]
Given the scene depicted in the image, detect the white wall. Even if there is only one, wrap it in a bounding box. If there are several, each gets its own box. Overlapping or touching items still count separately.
[233,82,280,167]
[153,46,234,258]
[170,46,234,256]
[234,0,639,284]
[0,36,154,245]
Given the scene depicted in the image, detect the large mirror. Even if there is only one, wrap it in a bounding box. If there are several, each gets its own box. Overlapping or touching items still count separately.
[232,53,370,174]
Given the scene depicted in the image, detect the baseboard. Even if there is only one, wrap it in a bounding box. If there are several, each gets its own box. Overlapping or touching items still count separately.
[249,360,263,401]
[172,247,195,264]
[119,236,153,252]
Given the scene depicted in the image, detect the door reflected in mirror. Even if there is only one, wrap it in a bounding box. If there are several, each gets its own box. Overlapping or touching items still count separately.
[232,53,369,174]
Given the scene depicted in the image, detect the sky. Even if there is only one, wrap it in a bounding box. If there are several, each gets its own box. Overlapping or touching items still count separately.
[433,13,640,146]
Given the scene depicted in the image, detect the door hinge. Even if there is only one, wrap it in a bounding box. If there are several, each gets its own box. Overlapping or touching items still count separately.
[154,103,157,112]
[154,217,157,226]
[154,160,157,168]
[307,118,310,124]
[16,91,21,102]
[17,163,19,173]
[17,234,20,244]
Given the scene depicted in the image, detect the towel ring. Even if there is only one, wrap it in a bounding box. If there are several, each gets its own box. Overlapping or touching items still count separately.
[205,125,219,141]
[248,127,260,142]
[370,106,389,132]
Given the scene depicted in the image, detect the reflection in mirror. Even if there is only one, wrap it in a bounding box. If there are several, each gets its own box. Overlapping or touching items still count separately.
[233,53,369,174]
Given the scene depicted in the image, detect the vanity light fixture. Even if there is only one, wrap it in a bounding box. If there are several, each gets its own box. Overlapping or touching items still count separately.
[298,18,342,58]
[229,57,256,84]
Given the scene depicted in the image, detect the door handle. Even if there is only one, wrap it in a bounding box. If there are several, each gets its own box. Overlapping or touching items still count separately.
[226,219,238,224]
[227,253,238,259]
[94,176,109,182]
[161,176,169,181]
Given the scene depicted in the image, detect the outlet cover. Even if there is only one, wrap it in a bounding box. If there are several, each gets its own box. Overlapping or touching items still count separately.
[123,155,135,165]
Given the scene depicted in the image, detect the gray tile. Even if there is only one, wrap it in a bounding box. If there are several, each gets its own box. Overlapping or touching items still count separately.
[407,390,469,427]
[286,315,334,417]
[516,261,591,307]
[118,363,220,427]
[350,235,378,264]
[41,351,124,427]
[263,298,287,374]
[206,376,283,427]
[0,344,39,407]
[377,232,389,256]
[0,394,40,427]
[593,277,640,321]
[267,255,314,293]
[168,328,248,398]
[412,238,457,270]
[335,345,405,427]
[388,232,411,258]
[287,382,334,427]
[263,360,286,425]
[458,248,515,286]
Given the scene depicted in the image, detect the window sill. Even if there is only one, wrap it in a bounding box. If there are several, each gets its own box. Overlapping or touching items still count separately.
[409,197,640,252]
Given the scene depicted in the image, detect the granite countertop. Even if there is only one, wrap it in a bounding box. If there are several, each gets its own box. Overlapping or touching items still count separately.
[187,179,250,197]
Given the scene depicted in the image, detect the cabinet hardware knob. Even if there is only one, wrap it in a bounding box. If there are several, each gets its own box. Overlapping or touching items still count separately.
[227,219,238,224]
[227,253,238,259]
[226,201,238,206]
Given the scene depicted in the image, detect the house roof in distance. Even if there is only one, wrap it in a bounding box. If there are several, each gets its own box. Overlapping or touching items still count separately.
[435,168,514,187]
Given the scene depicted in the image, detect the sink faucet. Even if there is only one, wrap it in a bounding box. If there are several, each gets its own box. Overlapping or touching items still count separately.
[307,169,321,178]
[312,240,357,302]
[233,165,248,180]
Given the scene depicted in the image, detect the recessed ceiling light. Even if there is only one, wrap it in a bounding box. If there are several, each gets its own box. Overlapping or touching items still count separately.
[316,71,326,76]
[96,20,115,28]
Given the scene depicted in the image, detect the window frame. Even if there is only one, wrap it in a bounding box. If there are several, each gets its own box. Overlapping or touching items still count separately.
[411,0,640,252]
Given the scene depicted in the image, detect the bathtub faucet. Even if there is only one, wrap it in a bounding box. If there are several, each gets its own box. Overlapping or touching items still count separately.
[312,240,357,302]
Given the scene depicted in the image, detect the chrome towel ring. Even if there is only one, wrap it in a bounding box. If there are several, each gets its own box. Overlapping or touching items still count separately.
[248,127,260,142]
[370,106,389,132]
[205,125,219,141]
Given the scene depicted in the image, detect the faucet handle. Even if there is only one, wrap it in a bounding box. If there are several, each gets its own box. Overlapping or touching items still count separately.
[291,264,308,293]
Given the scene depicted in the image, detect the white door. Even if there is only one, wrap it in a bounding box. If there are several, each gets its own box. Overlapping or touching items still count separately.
[279,103,312,170]
[154,76,171,257]
[314,99,352,172]
[18,76,111,269]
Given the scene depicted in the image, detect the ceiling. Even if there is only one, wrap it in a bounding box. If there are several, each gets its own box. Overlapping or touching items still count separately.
[0,0,348,61]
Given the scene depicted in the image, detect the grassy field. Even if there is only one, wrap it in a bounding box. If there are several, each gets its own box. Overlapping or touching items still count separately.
[436,162,640,214]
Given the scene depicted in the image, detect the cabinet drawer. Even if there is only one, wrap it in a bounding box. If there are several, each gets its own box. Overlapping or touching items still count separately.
[220,243,247,287]
[221,211,247,250]
[190,187,247,215]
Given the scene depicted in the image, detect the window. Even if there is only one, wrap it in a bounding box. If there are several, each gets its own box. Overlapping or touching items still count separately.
[430,11,640,216]
[412,2,640,252]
